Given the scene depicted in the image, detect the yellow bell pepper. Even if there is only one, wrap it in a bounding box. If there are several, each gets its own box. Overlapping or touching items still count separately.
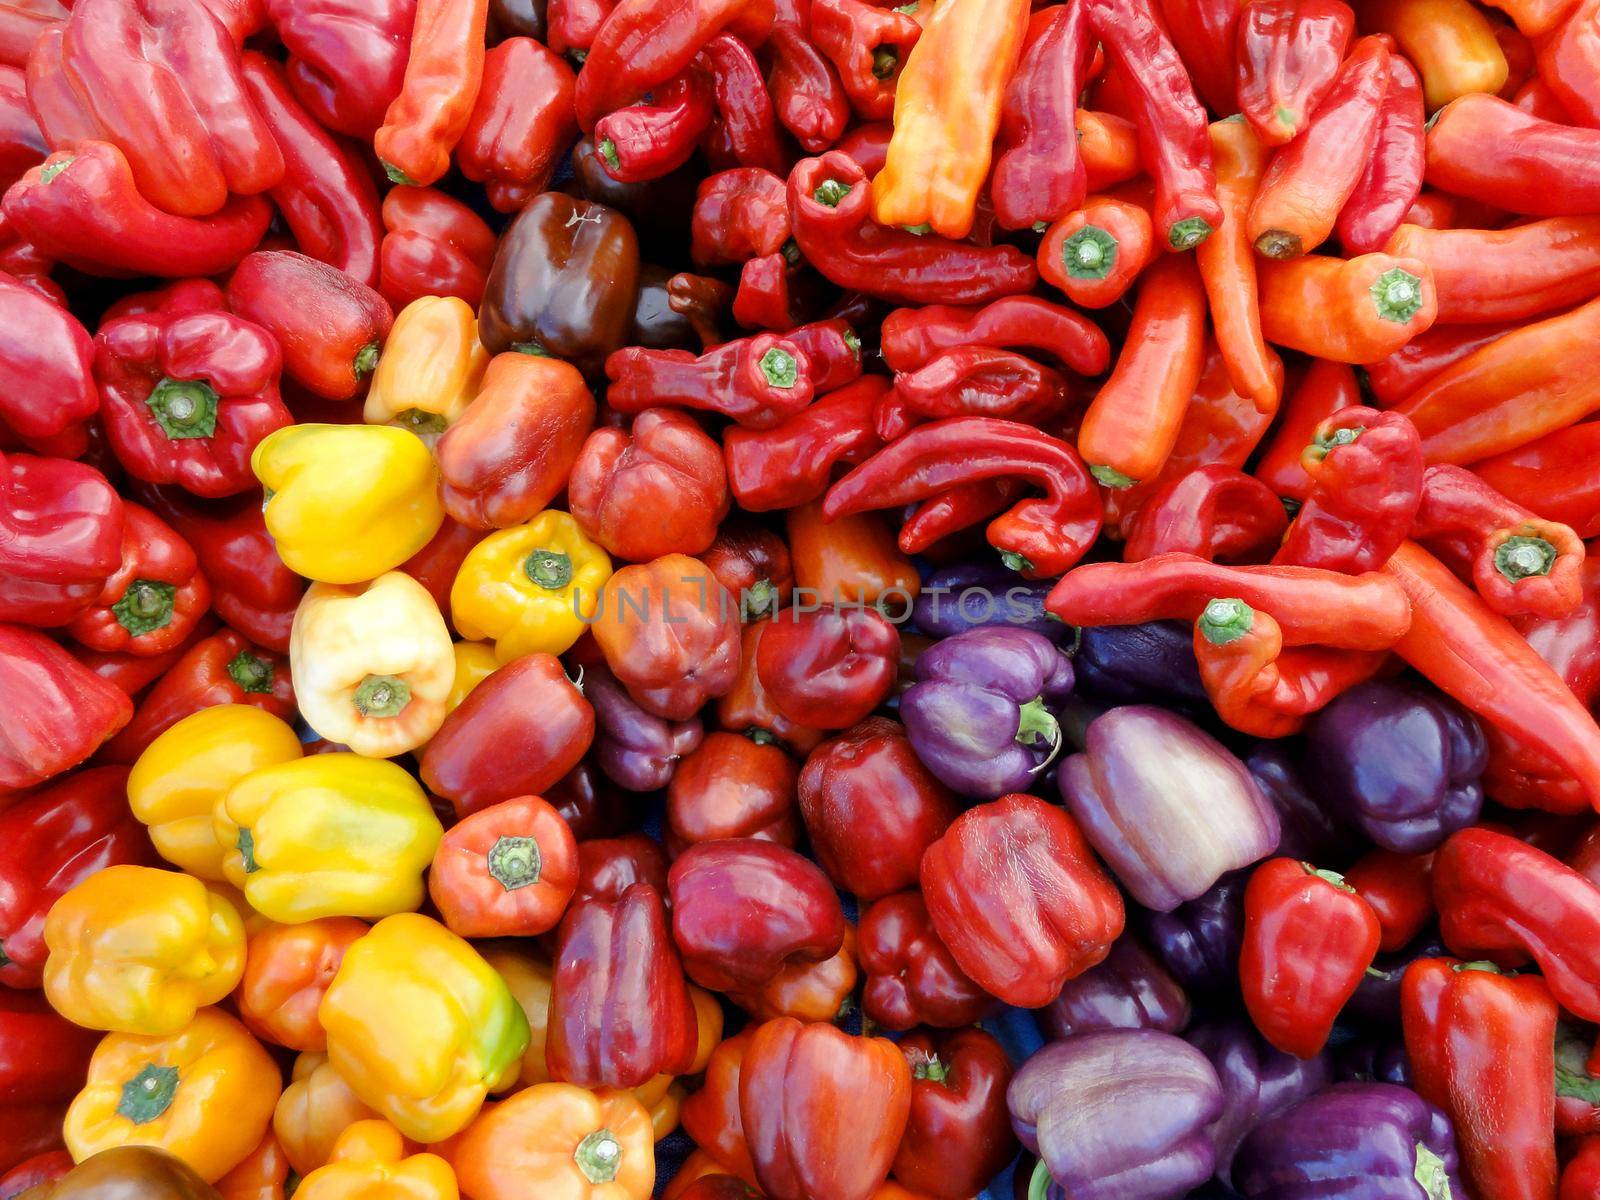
[275,1052,379,1177]
[214,753,443,922]
[253,423,444,585]
[642,1083,685,1142]
[64,1007,282,1183]
[364,296,489,446]
[319,914,530,1143]
[44,866,246,1036]
[444,641,501,716]
[290,572,455,757]
[296,1120,459,1200]
[454,1083,654,1200]
[127,706,304,881]
[450,510,612,663]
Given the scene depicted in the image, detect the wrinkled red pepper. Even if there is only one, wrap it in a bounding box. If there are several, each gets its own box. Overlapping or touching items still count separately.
[606,332,815,428]
[0,622,132,789]
[1123,464,1289,564]
[1235,0,1354,146]
[378,185,498,312]
[723,375,887,512]
[263,0,415,139]
[879,296,1110,378]
[857,891,991,1030]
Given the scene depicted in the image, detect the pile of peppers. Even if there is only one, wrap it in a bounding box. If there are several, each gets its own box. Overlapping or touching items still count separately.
[7,0,1600,1198]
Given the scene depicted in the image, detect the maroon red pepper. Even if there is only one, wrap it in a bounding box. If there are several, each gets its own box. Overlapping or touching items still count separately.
[858,891,993,1030]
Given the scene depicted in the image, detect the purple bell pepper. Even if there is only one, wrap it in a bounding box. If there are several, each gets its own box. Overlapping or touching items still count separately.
[1346,933,1448,1027]
[900,626,1075,798]
[1336,1039,1412,1087]
[1302,679,1487,854]
[1008,1029,1224,1200]
[1036,934,1191,1042]
[1142,870,1248,993]
[586,663,704,791]
[1186,1021,1334,1187]
[1058,706,1281,911]
[1234,1082,1466,1200]
[1245,743,1359,864]
[1073,621,1206,708]
[912,562,1065,640]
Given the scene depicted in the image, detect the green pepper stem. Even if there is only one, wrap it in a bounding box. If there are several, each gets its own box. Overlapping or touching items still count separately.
[353,674,412,718]
[113,580,177,638]
[1495,535,1558,582]
[1028,1158,1054,1200]
[146,378,220,440]
[575,1129,622,1184]
[1063,225,1118,280]
[1197,597,1253,646]
[1372,268,1425,324]
[118,1064,180,1124]
[353,342,380,379]
[759,346,799,389]
[486,835,543,891]
[525,549,575,591]
[227,651,274,695]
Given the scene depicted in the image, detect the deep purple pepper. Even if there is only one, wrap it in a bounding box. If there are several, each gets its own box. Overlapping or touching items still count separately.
[900,626,1075,798]
[1346,933,1449,1027]
[1058,706,1280,911]
[1142,870,1249,993]
[1302,679,1487,854]
[1036,934,1191,1042]
[1234,1083,1466,1200]
[912,562,1065,640]
[1336,1038,1412,1088]
[1186,1021,1334,1187]
[1009,1029,1224,1200]
[586,662,704,791]
[1074,621,1207,707]
[1246,743,1360,865]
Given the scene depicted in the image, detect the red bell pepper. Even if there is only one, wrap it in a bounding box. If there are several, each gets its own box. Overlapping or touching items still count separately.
[1475,427,1600,541]
[0,451,123,628]
[0,623,132,789]
[263,0,415,139]
[1345,849,1435,953]
[1433,827,1600,1023]
[0,766,152,986]
[0,58,47,193]
[1402,957,1558,1200]
[134,485,303,653]
[93,280,290,498]
[99,628,294,764]
[692,167,790,268]
[1274,405,1425,574]
[1565,1136,1600,1200]
[1253,359,1361,501]
[824,416,1102,578]
[605,333,815,429]
[858,891,992,1030]
[568,409,730,563]
[1240,858,1380,1058]
[723,376,886,512]
[547,0,614,58]
[0,0,64,70]
[1122,464,1289,565]
[63,502,209,657]
[574,834,669,902]
[374,0,490,186]
[920,793,1125,1009]
[739,1017,912,1200]
[669,839,847,993]
[379,185,497,312]
[1235,0,1354,146]
[787,151,1039,306]
[238,51,383,287]
[2,142,273,277]
[0,270,96,459]
[227,251,394,403]
[810,0,919,121]
[878,296,1109,378]
[891,1027,1016,1200]
[766,21,850,153]
[429,794,579,937]
[594,67,716,182]
[25,0,284,217]
[0,988,100,1175]
[755,606,899,730]
[0,210,61,306]
[548,882,700,1088]
[458,37,578,212]
[666,730,799,850]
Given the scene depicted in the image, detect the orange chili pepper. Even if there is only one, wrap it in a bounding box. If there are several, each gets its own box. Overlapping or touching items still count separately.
[869,0,1032,238]
[374,0,491,187]
[1197,118,1278,415]
[1077,110,1142,192]
[1252,359,1363,501]
[1076,253,1208,488]
[1037,196,1155,309]
[1384,217,1600,325]
[786,501,919,610]
[1257,252,1437,363]
[1360,0,1508,109]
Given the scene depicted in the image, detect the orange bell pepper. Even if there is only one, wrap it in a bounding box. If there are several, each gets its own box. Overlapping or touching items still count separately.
[274,1052,379,1177]
[217,1132,291,1200]
[1037,195,1155,310]
[374,0,491,187]
[454,1083,654,1200]
[1485,0,1578,34]
[237,918,368,1053]
[1258,252,1437,363]
[1360,0,1508,110]
[681,1029,761,1188]
[730,927,860,1024]
[786,502,919,610]
[295,1119,459,1200]
[869,0,1032,238]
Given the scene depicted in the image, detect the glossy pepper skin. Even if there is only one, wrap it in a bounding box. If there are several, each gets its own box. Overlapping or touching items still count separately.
[237,918,366,1053]
[20,1146,224,1199]
[766,21,848,153]
[666,729,796,849]
[922,793,1125,1009]
[379,186,496,312]
[438,354,595,532]
[0,767,150,988]
[95,287,290,501]
[373,0,489,187]
[590,554,741,720]
[1,142,272,278]
[319,913,530,1143]
[429,795,577,938]
[263,0,414,140]
[990,4,1093,232]
[548,883,699,1088]
[1338,55,1426,255]
[1423,94,1600,218]
[272,1051,378,1176]
[421,653,594,818]
[64,1009,280,1185]
[858,891,990,1030]
[1301,678,1486,853]
[215,753,443,922]
[1060,706,1281,913]
[700,33,786,174]
[0,451,123,627]
[753,606,896,732]
[1123,465,1289,564]
[43,865,244,1036]
[788,152,1038,306]
[1008,1029,1224,1200]
[66,503,209,657]
[723,376,886,512]
[227,252,393,402]
[590,661,704,792]
[879,296,1109,378]
[1233,1082,1467,1200]
[0,988,95,1180]
[479,192,640,374]
[606,332,815,429]
[1236,0,1354,146]
[253,423,444,585]
[591,66,716,184]
[1402,959,1557,1200]
[26,0,284,218]
[739,1017,912,1200]
[364,296,489,444]
[1038,935,1191,1041]
[0,272,96,457]
[888,1028,1014,1200]
[293,1119,456,1200]
[669,839,846,993]
[0,622,131,789]
[458,37,577,211]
